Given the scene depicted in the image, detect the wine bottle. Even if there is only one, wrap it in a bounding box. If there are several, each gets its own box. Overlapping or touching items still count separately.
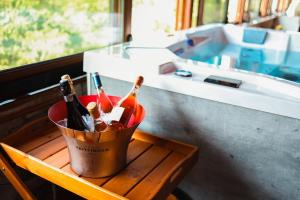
[86,102,107,132]
[59,79,89,131]
[61,74,90,117]
[91,72,113,113]
[110,76,144,127]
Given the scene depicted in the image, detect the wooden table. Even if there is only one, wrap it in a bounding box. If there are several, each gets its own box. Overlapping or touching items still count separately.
[0,117,198,200]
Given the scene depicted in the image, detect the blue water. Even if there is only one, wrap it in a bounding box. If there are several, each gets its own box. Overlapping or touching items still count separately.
[187,42,300,83]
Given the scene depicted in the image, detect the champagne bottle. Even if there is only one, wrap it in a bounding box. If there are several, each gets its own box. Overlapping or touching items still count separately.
[61,74,90,117]
[86,102,107,132]
[59,79,89,131]
[111,76,143,127]
[91,72,113,113]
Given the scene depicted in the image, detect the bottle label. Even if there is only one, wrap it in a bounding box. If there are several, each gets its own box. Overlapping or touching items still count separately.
[108,107,125,122]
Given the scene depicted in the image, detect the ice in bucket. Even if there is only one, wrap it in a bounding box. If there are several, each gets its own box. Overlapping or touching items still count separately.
[48,95,145,177]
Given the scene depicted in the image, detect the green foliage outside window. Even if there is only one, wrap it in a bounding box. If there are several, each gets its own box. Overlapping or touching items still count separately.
[203,0,227,24]
[0,0,118,71]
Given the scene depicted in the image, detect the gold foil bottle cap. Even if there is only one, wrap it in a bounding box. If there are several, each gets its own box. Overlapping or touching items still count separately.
[61,74,75,93]
[61,74,71,82]
[86,102,100,119]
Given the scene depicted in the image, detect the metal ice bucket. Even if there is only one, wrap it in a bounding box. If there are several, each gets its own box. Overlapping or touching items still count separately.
[48,95,145,177]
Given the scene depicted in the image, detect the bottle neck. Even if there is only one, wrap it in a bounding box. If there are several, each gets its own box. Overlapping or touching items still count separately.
[63,94,74,102]
[130,85,139,96]
[69,83,76,95]
[92,74,103,92]
[96,86,104,96]
[63,77,76,95]
[116,85,138,107]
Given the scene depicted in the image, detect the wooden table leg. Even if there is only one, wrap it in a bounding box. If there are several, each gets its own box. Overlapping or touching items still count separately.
[0,153,36,200]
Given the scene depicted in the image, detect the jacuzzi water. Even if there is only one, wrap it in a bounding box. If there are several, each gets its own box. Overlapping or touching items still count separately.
[187,42,300,83]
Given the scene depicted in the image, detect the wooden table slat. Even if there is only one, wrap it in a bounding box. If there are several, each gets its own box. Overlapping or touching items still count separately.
[1,118,199,200]
[1,143,127,200]
[17,129,61,153]
[27,136,66,160]
[126,152,184,200]
[43,147,69,168]
[126,139,152,164]
[102,145,171,196]
[64,139,153,187]
[133,130,196,155]
[61,164,77,176]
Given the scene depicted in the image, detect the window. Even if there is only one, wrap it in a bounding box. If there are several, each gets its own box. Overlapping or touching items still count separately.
[286,0,300,16]
[245,0,262,20]
[267,0,273,16]
[271,0,278,13]
[227,0,240,23]
[131,0,176,41]
[0,0,126,102]
[202,0,228,24]
[0,1,124,71]
[191,0,200,27]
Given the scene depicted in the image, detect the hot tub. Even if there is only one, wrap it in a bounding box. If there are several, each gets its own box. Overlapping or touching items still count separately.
[84,24,300,119]
[83,24,300,199]
[169,24,300,84]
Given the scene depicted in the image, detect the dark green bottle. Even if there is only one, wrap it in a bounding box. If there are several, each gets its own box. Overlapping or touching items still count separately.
[59,79,89,131]
[61,74,90,117]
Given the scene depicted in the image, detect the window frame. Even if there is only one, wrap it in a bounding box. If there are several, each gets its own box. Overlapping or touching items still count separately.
[0,0,132,102]
[176,0,194,30]
[260,0,271,17]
